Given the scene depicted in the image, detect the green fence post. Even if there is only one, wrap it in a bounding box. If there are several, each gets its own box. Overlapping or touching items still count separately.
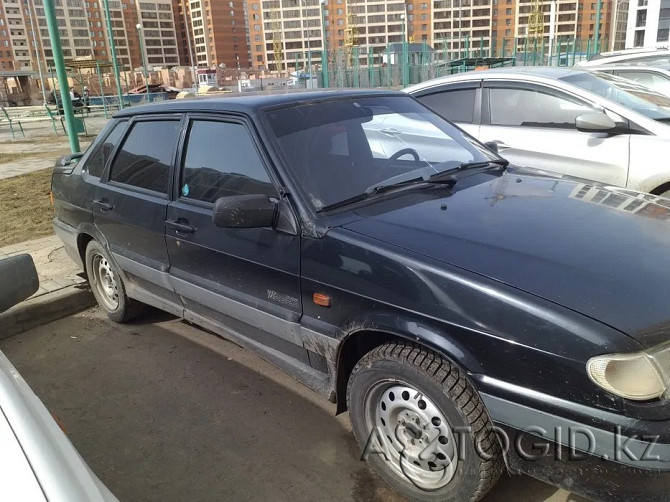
[402,40,409,87]
[353,46,360,88]
[322,49,329,88]
[587,38,592,58]
[95,61,109,118]
[368,47,373,87]
[532,38,538,65]
[523,37,528,65]
[387,44,392,88]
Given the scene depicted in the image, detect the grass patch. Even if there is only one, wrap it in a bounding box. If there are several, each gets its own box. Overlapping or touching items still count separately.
[0,153,24,164]
[0,168,54,247]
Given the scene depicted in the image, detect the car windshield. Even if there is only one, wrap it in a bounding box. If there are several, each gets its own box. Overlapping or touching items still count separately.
[263,95,492,211]
[561,72,670,122]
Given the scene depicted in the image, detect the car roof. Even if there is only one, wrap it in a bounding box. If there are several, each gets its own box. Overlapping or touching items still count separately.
[114,89,406,117]
[405,66,589,92]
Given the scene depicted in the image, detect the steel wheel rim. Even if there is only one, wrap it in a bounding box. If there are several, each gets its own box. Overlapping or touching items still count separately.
[363,379,458,491]
[92,254,119,311]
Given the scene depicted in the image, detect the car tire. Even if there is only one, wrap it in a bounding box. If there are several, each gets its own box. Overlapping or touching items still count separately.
[347,341,503,502]
[85,240,143,323]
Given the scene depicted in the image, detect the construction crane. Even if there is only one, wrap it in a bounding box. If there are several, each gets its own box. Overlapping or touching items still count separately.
[271,5,284,75]
[527,0,545,45]
[344,3,359,66]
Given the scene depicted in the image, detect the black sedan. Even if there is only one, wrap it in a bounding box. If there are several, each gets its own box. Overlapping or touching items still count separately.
[51,90,670,501]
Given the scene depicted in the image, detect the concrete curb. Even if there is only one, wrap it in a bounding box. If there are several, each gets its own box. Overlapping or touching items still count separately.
[0,285,95,340]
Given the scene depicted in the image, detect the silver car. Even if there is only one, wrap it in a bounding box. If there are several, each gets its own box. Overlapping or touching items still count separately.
[575,47,670,67]
[405,67,670,195]
[0,255,117,502]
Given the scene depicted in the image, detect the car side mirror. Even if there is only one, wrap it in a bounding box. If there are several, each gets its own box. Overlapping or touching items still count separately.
[483,141,499,154]
[0,255,39,313]
[54,152,84,175]
[212,194,277,229]
[575,112,617,133]
[58,152,84,166]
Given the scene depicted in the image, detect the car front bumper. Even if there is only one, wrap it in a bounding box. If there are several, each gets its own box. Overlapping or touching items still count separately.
[481,388,670,501]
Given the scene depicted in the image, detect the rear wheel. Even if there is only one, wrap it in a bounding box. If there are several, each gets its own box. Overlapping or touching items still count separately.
[85,240,143,323]
[347,342,503,501]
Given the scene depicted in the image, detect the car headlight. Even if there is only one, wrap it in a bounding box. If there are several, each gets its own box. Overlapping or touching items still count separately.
[587,342,670,401]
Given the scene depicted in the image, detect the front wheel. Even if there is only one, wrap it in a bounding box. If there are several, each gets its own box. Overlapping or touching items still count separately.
[347,342,503,501]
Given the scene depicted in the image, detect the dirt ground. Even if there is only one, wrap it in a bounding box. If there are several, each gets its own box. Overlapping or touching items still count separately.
[0,169,54,247]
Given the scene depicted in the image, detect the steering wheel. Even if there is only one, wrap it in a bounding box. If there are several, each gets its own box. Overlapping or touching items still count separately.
[388,148,421,165]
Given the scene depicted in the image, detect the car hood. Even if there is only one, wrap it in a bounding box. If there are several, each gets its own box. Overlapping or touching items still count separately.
[342,167,670,347]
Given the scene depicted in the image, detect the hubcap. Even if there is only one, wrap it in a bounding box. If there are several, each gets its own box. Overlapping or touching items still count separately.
[364,381,458,491]
[92,254,119,311]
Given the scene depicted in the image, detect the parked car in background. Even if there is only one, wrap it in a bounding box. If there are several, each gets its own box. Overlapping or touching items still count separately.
[406,67,670,195]
[46,89,84,115]
[575,47,670,67]
[0,255,117,502]
[52,90,670,502]
[589,65,670,97]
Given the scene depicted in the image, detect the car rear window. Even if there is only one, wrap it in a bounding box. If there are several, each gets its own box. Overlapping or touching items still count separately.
[86,121,127,178]
[418,88,477,123]
[109,120,180,194]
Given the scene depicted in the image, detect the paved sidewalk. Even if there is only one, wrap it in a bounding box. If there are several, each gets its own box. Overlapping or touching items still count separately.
[0,116,109,180]
[0,235,94,338]
[0,235,86,298]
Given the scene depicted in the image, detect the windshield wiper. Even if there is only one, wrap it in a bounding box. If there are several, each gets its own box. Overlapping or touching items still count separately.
[428,159,508,182]
[318,177,456,213]
[317,159,507,213]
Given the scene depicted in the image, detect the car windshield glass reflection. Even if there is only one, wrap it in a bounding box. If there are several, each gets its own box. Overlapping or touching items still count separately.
[562,72,670,122]
[263,96,491,210]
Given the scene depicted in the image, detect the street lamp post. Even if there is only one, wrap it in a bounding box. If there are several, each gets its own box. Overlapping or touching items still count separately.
[400,13,408,87]
[320,0,328,88]
[103,0,124,109]
[594,0,603,55]
[24,0,47,104]
[43,0,79,152]
[302,0,314,88]
[136,23,151,102]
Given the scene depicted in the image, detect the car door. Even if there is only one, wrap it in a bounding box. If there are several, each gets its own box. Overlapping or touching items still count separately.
[411,81,482,138]
[479,82,630,187]
[165,115,308,364]
[94,116,182,303]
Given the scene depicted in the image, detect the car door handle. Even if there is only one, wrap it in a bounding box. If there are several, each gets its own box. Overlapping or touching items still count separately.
[93,199,113,211]
[380,128,401,136]
[166,220,196,234]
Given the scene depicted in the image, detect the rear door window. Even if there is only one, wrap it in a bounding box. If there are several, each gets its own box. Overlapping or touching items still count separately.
[109,120,181,195]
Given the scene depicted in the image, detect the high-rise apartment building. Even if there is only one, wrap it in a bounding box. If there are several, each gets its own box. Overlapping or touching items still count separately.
[0,0,180,73]
[242,0,615,72]
[626,0,670,48]
[172,0,250,70]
